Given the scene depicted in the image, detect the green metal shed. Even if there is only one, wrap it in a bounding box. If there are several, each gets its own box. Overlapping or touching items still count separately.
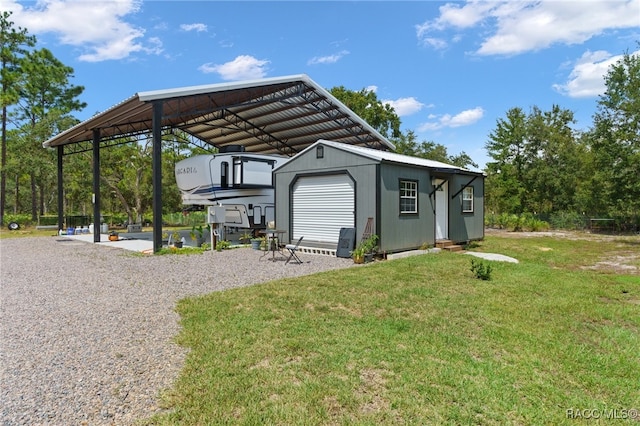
[274,140,485,255]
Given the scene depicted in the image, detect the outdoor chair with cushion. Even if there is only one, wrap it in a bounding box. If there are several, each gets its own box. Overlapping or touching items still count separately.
[285,236,304,264]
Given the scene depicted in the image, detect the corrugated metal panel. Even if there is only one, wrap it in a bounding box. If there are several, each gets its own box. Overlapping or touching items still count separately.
[292,175,354,244]
[43,74,395,157]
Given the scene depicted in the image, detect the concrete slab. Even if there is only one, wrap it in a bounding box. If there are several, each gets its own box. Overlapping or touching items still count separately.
[386,248,441,260]
[465,252,519,263]
[63,233,153,253]
[63,228,247,253]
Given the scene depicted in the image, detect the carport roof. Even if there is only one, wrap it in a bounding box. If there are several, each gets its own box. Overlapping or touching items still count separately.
[43,74,394,156]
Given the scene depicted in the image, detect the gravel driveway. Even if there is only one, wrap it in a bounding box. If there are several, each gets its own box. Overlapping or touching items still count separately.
[0,236,355,425]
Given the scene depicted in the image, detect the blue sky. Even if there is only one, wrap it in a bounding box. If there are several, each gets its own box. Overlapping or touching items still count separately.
[4,0,639,170]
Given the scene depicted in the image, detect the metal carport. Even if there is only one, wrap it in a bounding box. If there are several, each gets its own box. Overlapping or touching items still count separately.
[42,74,394,252]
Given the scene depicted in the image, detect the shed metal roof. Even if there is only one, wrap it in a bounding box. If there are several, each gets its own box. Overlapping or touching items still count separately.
[43,74,394,156]
[297,140,485,176]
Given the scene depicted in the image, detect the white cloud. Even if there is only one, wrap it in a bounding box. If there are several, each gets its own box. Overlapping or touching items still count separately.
[152,20,169,32]
[198,55,270,80]
[180,23,207,32]
[383,97,425,117]
[144,37,164,56]
[365,85,378,93]
[416,1,493,35]
[330,38,349,48]
[416,0,640,56]
[307,50,349,65]
[422,37,449,50]
[418,107,484,131]
[1,0,157,62]
[553,50,639,98]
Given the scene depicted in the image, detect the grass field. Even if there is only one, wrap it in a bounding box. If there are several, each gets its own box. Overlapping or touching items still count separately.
[0,227,59,239]
[137,232,639,425]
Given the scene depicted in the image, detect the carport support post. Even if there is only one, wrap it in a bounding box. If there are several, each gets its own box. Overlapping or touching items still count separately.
[152,101,163,253]
[92,129,101,243]
[57,146,64,232]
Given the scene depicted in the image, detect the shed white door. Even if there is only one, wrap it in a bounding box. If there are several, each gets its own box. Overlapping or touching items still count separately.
[292,174,355,244]
[435,179,448,240]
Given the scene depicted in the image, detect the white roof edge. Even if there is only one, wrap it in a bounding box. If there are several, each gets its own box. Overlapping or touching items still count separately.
[313,140,483,175]
[137,74,395,151]
[137,74,311,102]
[43,93,140,148]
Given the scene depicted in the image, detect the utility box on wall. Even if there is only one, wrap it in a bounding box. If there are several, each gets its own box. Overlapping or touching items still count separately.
[207,206,226,224]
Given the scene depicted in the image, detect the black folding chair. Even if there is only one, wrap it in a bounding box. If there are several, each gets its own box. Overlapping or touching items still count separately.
[285,236,304,264]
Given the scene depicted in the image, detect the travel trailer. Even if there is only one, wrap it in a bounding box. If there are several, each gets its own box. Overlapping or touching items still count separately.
[175,147,289,230]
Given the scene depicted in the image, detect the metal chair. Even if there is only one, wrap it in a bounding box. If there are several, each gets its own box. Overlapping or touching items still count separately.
[285,236,304,264]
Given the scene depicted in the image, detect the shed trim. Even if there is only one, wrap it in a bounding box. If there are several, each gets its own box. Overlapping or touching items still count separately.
[283,139,485,176]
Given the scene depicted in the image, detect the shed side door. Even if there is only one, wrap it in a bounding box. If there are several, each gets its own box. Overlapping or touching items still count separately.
[434,179,448,240]
[292,174,355,244]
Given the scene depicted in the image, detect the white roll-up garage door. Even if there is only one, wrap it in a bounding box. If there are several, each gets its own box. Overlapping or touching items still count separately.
[292,174,355,244]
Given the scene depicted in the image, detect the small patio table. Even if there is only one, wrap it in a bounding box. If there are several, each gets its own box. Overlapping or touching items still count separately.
[259,229,286,261]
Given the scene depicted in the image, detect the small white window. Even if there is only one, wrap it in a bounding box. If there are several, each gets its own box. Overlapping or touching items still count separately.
[462,186,474,213]
[400,180,418,214]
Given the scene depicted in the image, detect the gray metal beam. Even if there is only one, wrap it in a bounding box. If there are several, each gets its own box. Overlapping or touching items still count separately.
[93,129,101,243]
[152,101,163,253]
[221,109,299,156]
[57,146,64,231]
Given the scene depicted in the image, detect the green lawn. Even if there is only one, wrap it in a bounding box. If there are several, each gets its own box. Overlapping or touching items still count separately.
[143,233,638,424]
[0,226,58,239]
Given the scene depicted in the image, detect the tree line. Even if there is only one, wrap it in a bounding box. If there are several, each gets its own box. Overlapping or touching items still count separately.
[1,11,638,230]
[484,49,639,230]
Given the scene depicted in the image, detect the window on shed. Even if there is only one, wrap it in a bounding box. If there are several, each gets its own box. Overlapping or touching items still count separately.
[400,180,418,214]
[462,186,474,213]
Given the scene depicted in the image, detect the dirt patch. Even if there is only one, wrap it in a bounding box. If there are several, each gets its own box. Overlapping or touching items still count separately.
[582,254,640,274]
[485,228,640,275]
[356,368,392,414]
[485,228,569,239]
[485,228,639,243]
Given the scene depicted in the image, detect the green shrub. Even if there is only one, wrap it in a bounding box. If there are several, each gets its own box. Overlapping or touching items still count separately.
[495,213,509,229]
[491,212,550,232]
[156,246,207,255]
[419,241,431,250]
[38,215,59,226]
[216,240,231,251]
[106,212,128,226]
[163,211,207,227]
[470,258,493,280]
[494,213,522,231]
[609,213,640,233]
[3,214,32,227]
[549,211,587,230]
[506,213,523,231]
[522,213,550,232]
[485,212,498,228]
